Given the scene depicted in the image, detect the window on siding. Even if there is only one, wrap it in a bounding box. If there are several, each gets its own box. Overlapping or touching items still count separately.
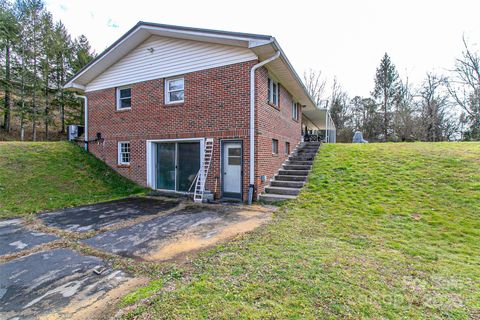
[165,78,184,104]
[268,77,279,106]
[116,87,131,110]
[292,101,299,121]
[118,141,131,165]
[272,139,278,155]
[285,142,290,155]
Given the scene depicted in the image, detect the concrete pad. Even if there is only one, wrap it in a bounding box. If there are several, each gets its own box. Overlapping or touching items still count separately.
[0,219,58,256]
[82,205,272,260]
[0,248,133,319]
[39,197,179,232]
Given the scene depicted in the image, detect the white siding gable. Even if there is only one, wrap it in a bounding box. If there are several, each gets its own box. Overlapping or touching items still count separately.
[86,35,257,92]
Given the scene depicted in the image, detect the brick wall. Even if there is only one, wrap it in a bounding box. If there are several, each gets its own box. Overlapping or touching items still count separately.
[254,67,302,195]
[86,60,301,201]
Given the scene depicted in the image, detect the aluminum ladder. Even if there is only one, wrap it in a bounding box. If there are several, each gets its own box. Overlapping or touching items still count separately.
[193,138,214,203]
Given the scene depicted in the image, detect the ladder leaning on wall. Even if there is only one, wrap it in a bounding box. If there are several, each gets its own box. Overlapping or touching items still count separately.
[193,138,214,203]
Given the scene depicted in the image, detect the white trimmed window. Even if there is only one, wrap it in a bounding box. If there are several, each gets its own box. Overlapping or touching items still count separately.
[285,142,290,155]
[116,86,132,110]
[165,78,184,104]
[118,141,131,165]
[267,77,279,106]
[292,101,299,121]
[272,139,278,155]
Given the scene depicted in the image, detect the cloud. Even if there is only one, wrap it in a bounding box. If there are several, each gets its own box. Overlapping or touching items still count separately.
[59,4,67,11]
[107,18,119,28]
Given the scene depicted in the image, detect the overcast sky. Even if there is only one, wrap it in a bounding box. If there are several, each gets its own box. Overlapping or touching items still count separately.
[45,0,480,97]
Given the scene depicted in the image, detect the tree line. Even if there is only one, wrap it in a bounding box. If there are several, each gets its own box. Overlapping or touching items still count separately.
[0,0,95,141]
[305,38,480,143]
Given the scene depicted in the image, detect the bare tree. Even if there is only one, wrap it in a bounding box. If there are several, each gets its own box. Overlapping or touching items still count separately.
[303,68,326,106]
[329,78,352,142]
[448,36,480,140]
[418,73,450,141]
[393,80,416,142]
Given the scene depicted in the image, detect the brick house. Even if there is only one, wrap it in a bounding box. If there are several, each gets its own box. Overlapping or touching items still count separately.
[64,22,336,202]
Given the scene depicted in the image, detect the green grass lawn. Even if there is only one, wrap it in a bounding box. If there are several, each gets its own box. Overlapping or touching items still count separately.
[0,142,146,219]
[123,142,480,319]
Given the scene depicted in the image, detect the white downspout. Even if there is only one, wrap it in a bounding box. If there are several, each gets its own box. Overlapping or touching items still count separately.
[74,93,88,151]
[248,51,280,204]
[325,111,329,143]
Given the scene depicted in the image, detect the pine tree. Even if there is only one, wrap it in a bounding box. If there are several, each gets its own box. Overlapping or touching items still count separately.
[40,11,54,139]
[0,1,18,132]
[72,35,94,73]
[52,21,71,133]
[372,53,400,141]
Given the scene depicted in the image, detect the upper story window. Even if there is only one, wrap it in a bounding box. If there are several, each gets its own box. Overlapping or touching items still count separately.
[267,77,279,106]
[292,101,299,121]
[116,86,131,110]
[165,78,184,104]
[118,141,131,165]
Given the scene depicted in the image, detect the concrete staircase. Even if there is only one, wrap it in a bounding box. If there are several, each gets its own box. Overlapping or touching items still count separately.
[259,141,321,202]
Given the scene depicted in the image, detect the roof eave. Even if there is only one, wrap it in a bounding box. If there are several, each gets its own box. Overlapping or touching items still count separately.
[63,82,86,92]
[270,39,318,109]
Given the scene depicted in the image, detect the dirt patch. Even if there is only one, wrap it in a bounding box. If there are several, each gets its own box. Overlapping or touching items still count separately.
[142,206,273,262]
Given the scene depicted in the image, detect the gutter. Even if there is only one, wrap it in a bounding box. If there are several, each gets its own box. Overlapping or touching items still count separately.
[248,50,281,204]
[74,94,88,151]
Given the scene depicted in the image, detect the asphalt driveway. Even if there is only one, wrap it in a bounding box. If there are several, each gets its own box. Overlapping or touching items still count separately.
[1,248,133,319]
[0,197,272,319]
[0,218,58,255]
[39,197,180,232]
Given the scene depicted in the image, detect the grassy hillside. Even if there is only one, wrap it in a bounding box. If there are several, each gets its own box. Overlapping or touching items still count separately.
[0,142,146,219]
[123,142,480,319]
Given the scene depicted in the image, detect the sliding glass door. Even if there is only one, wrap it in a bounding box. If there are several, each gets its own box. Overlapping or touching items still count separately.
[156,142,200,192]
[177,142,200,191]
[156,143,175,190]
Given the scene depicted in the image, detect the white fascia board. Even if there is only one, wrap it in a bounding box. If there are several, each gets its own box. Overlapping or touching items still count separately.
[248,39,274,48]
[143,25,257,47]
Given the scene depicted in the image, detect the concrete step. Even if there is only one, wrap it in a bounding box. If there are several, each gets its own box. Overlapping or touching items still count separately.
[283,164,311,170]
[286,160,313,165]
[290,156,315,161]
[265,186,300,196]
[275,175,308,181]
[271,180,305,188]
[278,169,309,176]
[259,193,297,203]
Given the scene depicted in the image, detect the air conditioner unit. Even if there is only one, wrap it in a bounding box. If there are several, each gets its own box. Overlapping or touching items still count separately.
[67,125,84,141]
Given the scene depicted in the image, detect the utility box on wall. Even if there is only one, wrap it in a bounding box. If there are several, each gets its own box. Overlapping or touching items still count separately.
[67,125,84,141]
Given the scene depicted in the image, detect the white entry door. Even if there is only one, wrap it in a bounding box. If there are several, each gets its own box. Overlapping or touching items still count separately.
[222,142,242,198]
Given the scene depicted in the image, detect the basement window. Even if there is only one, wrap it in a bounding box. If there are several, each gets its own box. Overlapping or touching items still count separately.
[267,77,279,106]
[116,86,132,110]
[118,141,131,165]
[272,139,278,155]
[165,78,184,104]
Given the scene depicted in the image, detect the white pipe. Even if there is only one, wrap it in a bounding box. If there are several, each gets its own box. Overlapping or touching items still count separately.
[325,111,329,143]
[74,93,88,151]
[248,51,280,204]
